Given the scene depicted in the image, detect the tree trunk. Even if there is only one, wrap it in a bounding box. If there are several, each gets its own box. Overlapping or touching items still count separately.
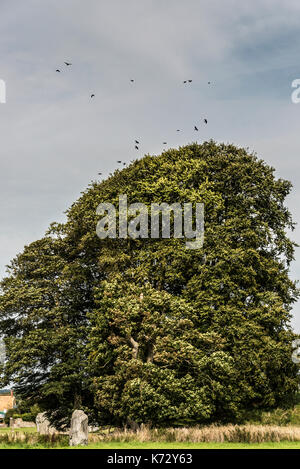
[129,336,139,359]
[146,343,154,363]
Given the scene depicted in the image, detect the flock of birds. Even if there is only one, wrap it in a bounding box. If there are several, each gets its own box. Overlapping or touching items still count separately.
[55,61,211,176]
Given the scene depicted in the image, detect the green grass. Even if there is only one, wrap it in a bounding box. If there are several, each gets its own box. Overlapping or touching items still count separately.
[0,440,300,449]
[65,440,300,449]
[2,419,300,449]
[0,427,36,434]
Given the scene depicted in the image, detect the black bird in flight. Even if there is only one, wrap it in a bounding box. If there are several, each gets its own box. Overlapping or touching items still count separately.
[117,161,122,163]
[64,62,72,66]
[176,129,180,132]
[204,119,208,124]
[194,126,198,131]
[135,140,139,144]
[135,145,139,150]
[163,142,167,145]
[183,80,187,83]
[91,94,95,98]
[56,69,61,72]
[130,79,135,83]
[208,82,211,85]
[98,172,102,175]
[188,80,192,83]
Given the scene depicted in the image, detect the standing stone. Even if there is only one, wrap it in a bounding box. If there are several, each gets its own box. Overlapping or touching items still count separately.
[36,412,57,435]
[12,418,36,428]
[14,417,24,428]
[69,410,88,446]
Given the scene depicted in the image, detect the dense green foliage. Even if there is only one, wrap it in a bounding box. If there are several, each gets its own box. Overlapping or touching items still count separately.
[3,402,40,426]
[0,141,298,428]
[0,340,5,364]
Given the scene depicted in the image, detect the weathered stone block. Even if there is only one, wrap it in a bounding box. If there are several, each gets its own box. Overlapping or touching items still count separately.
[69,410,88,446]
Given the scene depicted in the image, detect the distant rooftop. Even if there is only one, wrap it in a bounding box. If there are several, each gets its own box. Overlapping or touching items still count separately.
[0,389,12,395]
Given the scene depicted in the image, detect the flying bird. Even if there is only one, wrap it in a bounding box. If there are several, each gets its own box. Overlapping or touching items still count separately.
[91,94,95,98]
[98,172,102,175]
[183,80,187,83]
[130,79,135,83]
[135,140,139,144]
[188,80,192,83]
[117,161,122,163]
[194,126,198,131]
[176,129,180,132]
[163,142,167,145]
[64,62,72,66]
[204,119,208,124]
[135,146,139,150]
[208,82,211,85]
[56,69,61,72]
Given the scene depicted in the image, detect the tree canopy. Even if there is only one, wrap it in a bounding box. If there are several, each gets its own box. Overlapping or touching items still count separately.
[0,339,5,365]
[0,141,299,427]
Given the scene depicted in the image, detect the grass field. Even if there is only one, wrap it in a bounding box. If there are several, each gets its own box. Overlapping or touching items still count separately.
[0,427,36,433]
[50,440,300,449]
[1,426,300,449]
[0,440,300,449]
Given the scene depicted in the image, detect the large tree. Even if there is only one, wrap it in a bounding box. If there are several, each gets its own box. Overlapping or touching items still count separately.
[0,141,299,427]
[0,232,96,427]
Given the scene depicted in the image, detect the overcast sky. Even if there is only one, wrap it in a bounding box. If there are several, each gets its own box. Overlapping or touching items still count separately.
[0,0,300,329]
